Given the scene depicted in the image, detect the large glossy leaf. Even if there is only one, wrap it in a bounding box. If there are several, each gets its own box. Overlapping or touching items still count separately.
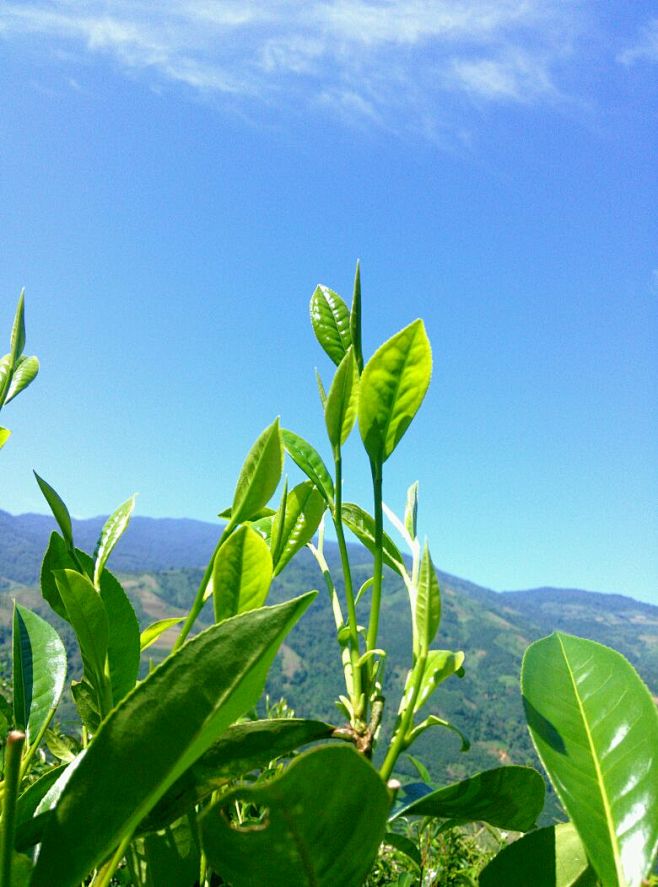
[414,542,441,655]
[522,632,658,887]
[231,418,283,525]
[34,475,74,550]
[93,494,136,587]
[271,481,326,576]
[4,355,39,405]
[53,569,108,691]
[213,524,273,622]
[12,604,66,744]
[30,592,316,887]
[201,745,390,887]
[393,766,545,832]
[341,502,405,576]
[480,822,598,887]
[309,285,352,365]
[281,428,334,505]
[358,319,432,463]
[325,347,359,448]
[141,718,334,833]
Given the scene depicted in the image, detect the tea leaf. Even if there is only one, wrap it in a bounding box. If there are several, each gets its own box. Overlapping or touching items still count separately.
[341,502,405,577]
[522,632,658,887]
[350,261,364,374]
[310,285,352,365]
[31,593,316,887]
[201,745,390,887]
[10,289,26,364]
[231,418,283,525]
[325,347,359,449]
[41,533,78,622]
[0,426,11,448]
[281,428,334,505]
[213,524,273,623]
[404,481,418,540]
[54,569,108,692]
[98,567,140,704]
[34,475,74,551]
[140,618,185,652]
[0,354,11,406]
[4,355,39,406]
[358,319,431,463]
[94,494,136,588]
[393,766,544,832]
[414,650,464,711]
[12,604,66,743]
[271,481,326,576]
[479,822,598,887]
[415,542,441,654]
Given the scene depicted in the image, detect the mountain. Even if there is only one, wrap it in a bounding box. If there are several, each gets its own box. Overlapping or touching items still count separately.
[1,510,656,823]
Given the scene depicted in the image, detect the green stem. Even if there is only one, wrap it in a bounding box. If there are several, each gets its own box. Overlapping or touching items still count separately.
[91,832,132,887]
[379,653,427,781]
[19,706,57,781]
[333,453,364,721]
[0,731,25,887]
[366,458,384,676]
[172,521,234,651]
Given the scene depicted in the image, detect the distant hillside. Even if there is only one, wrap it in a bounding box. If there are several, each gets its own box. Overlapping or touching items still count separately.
[1,510,656,824]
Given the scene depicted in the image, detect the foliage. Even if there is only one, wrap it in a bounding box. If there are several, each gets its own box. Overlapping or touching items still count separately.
[0,279,656,886]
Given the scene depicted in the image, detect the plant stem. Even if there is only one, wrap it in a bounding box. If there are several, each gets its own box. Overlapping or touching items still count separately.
[366,458,384,678]
[0,731,25,887]
[333,453,364,721]
[91,832,132,887]
[379,653,427,781]
[173,522,234,651]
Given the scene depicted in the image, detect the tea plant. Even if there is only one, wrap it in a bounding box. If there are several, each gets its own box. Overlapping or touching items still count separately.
[1,276,657,886]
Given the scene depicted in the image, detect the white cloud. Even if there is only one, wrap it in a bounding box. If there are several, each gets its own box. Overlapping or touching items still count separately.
[618,18,658,65]
[0,1,583,130]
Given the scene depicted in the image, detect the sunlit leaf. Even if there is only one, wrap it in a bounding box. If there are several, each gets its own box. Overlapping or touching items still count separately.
[271,481,326,576]
[231,418,283,525]
[522,632,658,887]
[350,260,364,374]
[54,569,108,692]
[309,285,352,365]
[414,650,465,711]
[414,542,441,655]
[140,618,185,652]
[34,474,74,550]
[325,347,359,449]
[341,502,405,577]
[213,524,273,622]
[93,494,136,588]
[4,355,39,404]
[0,426,11,449]
[358,319,432,463]
[281,428,334,505]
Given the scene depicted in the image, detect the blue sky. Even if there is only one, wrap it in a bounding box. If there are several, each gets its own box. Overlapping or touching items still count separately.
[1,1,656,603]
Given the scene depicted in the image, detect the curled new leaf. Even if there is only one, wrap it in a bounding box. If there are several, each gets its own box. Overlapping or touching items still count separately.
[310,285,352,365]
[358,319,432,463]
[414,542,441,655]
[93,494,136,588]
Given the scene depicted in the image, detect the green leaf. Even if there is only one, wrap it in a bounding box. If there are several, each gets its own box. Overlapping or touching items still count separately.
[231,418,283,525]
[217,505,275,521]
[358,319,432,463]
[10,289,26,364]
[404,481,418,540]
[383,832,421,870]
[70,680,100,734]
[54,569,108,691]
[4,355,39,405]
[93,494,136,587]
[0,354,12,406]
[522,632,658,887]
[34,474,74,550]
[201,745,390,887]
[271,481,326,576]
[269,478,288,567]
[281,428,334,505]
[31,592,316,887]
[136,818,200,887]
[315,368,327,408]
[0,426,11,449]
[414,542,441,654]
[140,617,185,651]
[341,502,406,577]
[393,766,545,832]
[479,822,598,887]
[309,285,352,365]
[414,650,465,711]
[15,764,68,852]
[325,347,359,449]
[213,524,273,623]
[40,533,78,622]
[405,714,470,752]
[98,567,140,704]
[12,604,67,744]
[140,718,334,833]
[350,260,364,374]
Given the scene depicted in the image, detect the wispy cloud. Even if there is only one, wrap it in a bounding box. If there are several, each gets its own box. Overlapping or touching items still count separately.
[618,17,658,65]
[1,1,584,130]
